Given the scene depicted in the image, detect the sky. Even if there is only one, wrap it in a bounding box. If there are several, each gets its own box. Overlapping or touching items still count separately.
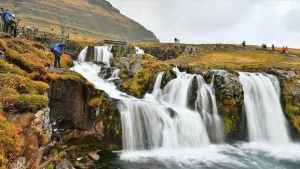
[107,0,300,48]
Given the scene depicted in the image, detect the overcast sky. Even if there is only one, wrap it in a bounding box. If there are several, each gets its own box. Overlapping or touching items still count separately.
[107,0,300,48]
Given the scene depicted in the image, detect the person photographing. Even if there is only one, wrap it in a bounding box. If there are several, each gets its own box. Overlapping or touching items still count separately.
[52,42,66,68]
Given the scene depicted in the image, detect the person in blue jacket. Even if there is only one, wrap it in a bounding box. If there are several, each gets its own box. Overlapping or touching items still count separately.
[3,9,11,33]
[52,42,66,68]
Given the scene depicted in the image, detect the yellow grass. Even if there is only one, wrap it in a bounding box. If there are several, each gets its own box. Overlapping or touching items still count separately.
[165,49,300,69]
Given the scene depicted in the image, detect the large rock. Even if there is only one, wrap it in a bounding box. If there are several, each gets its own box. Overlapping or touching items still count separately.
[214,70,246,141]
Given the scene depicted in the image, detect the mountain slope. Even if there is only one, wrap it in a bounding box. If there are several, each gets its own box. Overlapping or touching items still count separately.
[0,0,158,42]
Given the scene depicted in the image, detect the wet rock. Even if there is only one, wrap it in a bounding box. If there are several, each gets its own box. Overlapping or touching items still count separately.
[88,151,100,161]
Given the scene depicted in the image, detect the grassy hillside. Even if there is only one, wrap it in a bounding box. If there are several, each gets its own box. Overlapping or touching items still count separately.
[0,0,158,42]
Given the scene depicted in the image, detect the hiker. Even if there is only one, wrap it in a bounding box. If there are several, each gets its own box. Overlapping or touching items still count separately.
[8,14,17,37]
[282,46,285,54]
[52,42,66,68]
[3,9,11,33]
[65,33,70,39]
[51,28,53,33]
[27,25,30,32]
[174,38,178,43]
[242,41,246,48]
[50,119,60,142]
[285,46,289,56]
[42,119,61,157]
[272,44,274,51]
[0,8,4,31]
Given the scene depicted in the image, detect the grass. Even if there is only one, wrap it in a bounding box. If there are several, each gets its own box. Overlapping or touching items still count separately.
[164,48,300,70]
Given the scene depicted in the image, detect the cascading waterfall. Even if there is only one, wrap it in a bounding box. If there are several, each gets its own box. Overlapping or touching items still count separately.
[109,69,120,79]
[151,72,164,99]
[94,46,113,65]
[158,68,224,143]
[119,99,210,150]
[194,74,224,143]
[74,47,222,150]
[77,46,113,64]
[239,72,291,144]
[77,46,88,62]
[72,47,300,169]
[135,46,144,54]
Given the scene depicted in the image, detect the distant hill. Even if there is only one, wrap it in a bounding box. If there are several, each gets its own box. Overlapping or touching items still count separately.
[0,0,158,42]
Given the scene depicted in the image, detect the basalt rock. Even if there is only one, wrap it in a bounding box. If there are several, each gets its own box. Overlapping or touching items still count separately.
[213,70,246,141]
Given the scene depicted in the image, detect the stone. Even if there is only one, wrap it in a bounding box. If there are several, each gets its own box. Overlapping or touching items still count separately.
[88,151,100,161]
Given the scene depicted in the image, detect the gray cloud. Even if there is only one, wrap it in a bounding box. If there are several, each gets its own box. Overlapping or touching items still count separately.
[107,0,300,48]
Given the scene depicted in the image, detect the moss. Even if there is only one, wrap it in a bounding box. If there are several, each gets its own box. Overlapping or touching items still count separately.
[60,54,74,68]
[223,117,235,134]
[217,98,242,135]
[0,74,49,94]
[282,77,300,135]
[59,74,82,82]
[17,94,48,112]
[0,59,27,76]
[0,115,22,163]
[0,38,8,50]
[127,62,170,97]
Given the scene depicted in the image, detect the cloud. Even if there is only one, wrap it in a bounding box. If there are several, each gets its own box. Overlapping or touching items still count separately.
[107,0,300,48]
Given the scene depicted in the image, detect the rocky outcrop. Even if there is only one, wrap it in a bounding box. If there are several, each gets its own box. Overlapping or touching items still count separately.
[47,78,122,150]
[134,43,238,61]
[213,70,246,141]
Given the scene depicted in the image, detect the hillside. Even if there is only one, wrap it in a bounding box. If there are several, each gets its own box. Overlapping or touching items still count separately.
[0,0,158,42]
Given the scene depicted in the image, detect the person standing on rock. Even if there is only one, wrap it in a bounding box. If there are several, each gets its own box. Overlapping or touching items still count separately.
[43,119,61,157]
[272,44,274,51]
[52,42,66,68]
[8,14,17,37]
[285,46,289,56]
[242,41,246,48]
[3,9,11,33]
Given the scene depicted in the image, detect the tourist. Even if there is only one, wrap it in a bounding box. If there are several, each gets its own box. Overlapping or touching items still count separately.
[52,42,66,68]
[8,14,17,37]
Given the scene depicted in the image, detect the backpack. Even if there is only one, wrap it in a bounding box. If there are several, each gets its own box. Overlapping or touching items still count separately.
[6,16,13,25]
[50,44,55,53]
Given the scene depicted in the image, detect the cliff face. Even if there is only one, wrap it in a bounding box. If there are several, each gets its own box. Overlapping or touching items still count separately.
[0,0,158,42]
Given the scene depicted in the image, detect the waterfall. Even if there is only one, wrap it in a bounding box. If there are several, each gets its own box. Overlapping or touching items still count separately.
[160,68,224,143]
[135,46,144,54]
[239,72,291,144]
[73,47,224,151]
[77,46,88,61]
[94,46,113,65]
[194,75,224,143]
[109,69,120,79]
[151,72,164,99]
[120,99,210,151]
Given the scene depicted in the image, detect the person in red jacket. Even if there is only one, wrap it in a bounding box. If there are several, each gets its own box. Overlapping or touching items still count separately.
[282,46,285,54]
[285,46,289,56]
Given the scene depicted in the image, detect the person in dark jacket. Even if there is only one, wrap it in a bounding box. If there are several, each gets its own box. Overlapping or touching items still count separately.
[0,8,4,31]
[52,42,66,68]
[8,14,17,37]
[242,41,246,48]
[42,119,61,157]
[50,119,60,142]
